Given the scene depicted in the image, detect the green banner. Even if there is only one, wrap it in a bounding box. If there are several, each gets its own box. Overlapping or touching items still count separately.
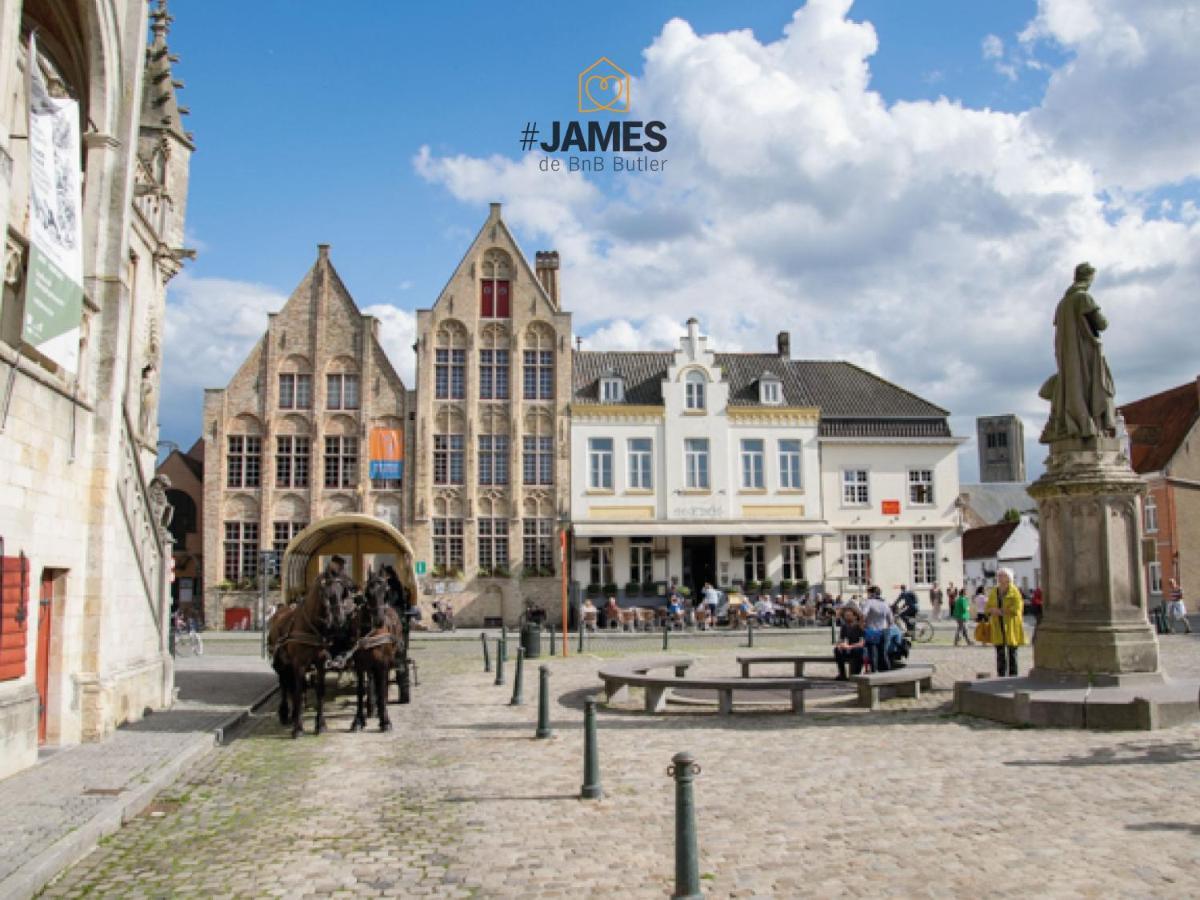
[23,244,83,369]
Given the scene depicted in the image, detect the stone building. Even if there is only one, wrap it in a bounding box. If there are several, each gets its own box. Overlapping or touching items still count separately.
[155,439,204,617]
[976,414,1026,483]
[0,0,192,777]
[201,247,410,628]
[409,203,572,626]
[571,321,964,605]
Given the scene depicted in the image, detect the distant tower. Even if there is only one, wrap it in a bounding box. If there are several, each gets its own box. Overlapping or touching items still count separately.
[976,415,1026,483]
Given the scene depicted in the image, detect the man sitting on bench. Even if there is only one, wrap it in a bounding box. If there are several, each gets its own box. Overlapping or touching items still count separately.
[834,607,867,680]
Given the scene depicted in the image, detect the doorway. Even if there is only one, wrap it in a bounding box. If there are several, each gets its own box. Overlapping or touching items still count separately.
[36,569,59,745]
[681,537,716,600]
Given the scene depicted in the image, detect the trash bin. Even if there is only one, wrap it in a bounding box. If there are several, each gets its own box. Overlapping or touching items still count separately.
[521,621,542,659]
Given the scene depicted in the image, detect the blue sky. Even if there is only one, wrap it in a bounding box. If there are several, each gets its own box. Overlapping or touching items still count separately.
[161,1,1200,482]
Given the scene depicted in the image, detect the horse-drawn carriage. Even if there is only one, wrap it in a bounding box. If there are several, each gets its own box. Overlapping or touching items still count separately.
[268,514,419,737]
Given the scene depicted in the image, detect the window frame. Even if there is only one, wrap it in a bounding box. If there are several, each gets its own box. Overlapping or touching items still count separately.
[740,438,765,489]
[841,469,870,507]
[684,371,706,411]
[779,439,802,490]
[588,437,614,490]
[907,468,935,506]
[911,532,937,587]
[627,438,653,491]
[684,438,710,490]
[845,532,872,588]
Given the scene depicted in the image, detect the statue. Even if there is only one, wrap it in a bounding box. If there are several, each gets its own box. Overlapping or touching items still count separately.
[1038,262,1116,444]
[139,363,158,437]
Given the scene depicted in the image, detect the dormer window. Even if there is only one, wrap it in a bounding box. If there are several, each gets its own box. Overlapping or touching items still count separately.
[760,374,782,405]
[685,371,706,411]
[601,376,625,403]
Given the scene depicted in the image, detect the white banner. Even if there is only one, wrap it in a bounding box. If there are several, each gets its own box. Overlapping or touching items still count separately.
[24,34,84,374]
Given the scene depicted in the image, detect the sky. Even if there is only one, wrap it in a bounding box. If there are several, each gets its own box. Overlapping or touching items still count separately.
[160,0,1200,482]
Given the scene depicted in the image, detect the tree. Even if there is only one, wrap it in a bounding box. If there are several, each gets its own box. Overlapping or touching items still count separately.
[1002,508,1021,523]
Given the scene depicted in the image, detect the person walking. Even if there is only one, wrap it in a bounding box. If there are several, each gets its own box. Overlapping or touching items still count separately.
[861,586,895,673]
[973,585,988,622]
[930,584,944,622]
[1030,586,1044,625]
[1168,579,1192,634]
[952,586,973,646]
[986,568,1026,676]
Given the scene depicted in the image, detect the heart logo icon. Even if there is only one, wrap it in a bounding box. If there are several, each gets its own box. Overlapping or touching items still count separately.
[584,74,625,111]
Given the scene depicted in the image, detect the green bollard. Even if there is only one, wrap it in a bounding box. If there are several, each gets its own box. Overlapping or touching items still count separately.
[549,623,556,656]
[482,632,491,673]
[663,624,670,651]
[510,646,526,705]
[581,699,602,799]
[494,637,506,686]
[747,617,755,648]
[535,665,553,739]
[669,751,702,900]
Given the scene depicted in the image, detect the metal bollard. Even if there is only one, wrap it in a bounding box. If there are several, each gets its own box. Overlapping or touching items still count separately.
[549,623,556,656]
[747,617,755,648]
[510,646,525,705]
[663,624,670,651]
[669,752,702,900]
[501,626,508,664]
[494,637,506,686]
[578,618,585,653]
[581,698,602,799]
[536,665,553,739]
[482,632,491,673]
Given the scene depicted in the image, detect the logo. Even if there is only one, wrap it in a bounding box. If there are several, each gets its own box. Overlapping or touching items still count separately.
[579,57,630,114]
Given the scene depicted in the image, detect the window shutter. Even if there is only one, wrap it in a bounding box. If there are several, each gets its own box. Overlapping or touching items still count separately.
[0,552,30,681]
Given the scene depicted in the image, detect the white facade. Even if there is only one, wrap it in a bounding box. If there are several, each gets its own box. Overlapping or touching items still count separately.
[963,513,1040,593]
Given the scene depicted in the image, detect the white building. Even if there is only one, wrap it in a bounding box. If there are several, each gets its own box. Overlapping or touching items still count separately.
[570,320,964,604]
[962,513,1041,594]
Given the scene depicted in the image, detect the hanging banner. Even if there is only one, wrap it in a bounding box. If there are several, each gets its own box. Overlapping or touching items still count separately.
[369,427,404,480]
[23,35,84,374]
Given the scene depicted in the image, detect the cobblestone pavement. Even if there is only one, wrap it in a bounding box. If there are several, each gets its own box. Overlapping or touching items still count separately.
[40,632,1200,898]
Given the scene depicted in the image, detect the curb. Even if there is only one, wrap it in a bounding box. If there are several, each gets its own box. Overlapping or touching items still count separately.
[1,684,279,900]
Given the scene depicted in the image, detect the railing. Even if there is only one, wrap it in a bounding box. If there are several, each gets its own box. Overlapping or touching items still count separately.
[114,406,166,636]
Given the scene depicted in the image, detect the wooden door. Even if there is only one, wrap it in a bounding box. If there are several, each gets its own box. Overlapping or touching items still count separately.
[36,571,52,744]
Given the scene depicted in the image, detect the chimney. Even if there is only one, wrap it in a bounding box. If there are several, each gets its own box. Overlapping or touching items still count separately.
[535,250,560,306]
[317,243,330,262]
[777,331,791,358]
[488,201,502,220]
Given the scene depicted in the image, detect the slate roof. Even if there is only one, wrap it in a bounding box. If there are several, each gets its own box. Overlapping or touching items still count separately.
[1118,378,1200,474]
[958,483,1036,526]
[573,351,950,436]
[961,521,1019,560]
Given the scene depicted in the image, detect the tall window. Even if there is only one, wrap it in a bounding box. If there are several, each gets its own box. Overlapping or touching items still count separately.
[523,350,554,400]
[908,469,934,506]
[1145,495,1159,534]
[523,519,555,573]
[227,436,261,488]
[276,436,311,488]
[1148,561,1163,595]
[743,536,766,583]
[842,469,869,506]
[223,521,259,582]
[478,435,509,486]
[589,540,614,587]
[629,537,653,584]
[326,374,360,410]
[279,374,312,410]
[435,349,466,400]
[273,521,306,557]
[741,439,765,489]
[323,436,358,488]
[522,435,554,486]
[845,533,872,587]
[685,438,710,489]
[782,536,804,582]
[779,439,802,490]
[481,280,511,318]
[589,437,613,490]
[478,519,509,573]
[685,371,706,411]
[911,533,937,586]
[434,434,465,485]
[628,438,653,490]
[479,349,510,400]
[601,377,624,402]
[760,378,782,405]
[433,518,464,574]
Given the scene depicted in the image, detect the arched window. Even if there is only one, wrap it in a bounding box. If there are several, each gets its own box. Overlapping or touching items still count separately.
[165,489,196,546]
[523,408,554,486]
[685,371,706,411]
[434,320,468,400]
[523,323,554,401]
[479,324,510,401]
[481,249,512,318]
[433,407,466,486]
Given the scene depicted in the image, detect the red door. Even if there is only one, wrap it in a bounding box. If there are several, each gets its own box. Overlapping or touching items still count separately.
[36,571,52,744]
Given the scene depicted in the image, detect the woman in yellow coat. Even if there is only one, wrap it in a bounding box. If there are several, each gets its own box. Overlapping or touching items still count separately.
[986,568,1026,676]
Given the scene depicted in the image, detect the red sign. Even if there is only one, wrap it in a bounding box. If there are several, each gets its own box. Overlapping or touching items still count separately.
[881,500,901,515]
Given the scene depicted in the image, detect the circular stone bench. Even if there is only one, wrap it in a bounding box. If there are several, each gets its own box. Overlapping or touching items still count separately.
[598,657,812,715]
[736,654,841,678]
[851,665,936,710]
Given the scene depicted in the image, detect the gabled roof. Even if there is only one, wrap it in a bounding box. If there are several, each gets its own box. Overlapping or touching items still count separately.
[959,483,1036,526]
[962,520,1019,560]
[1118,378,1200,474]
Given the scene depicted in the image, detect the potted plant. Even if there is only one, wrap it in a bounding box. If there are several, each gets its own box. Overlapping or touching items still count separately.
[537,565,554,577]
[746,580,761,594]
[760,578,774,591]
[780,579,794,594]
[642,581,657,596]
[625,581,641,597]
[796,579,809,595]
[585,583,601,597]
[602,582,619,597]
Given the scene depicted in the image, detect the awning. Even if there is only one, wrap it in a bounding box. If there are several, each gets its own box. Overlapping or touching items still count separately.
[281,514,418,601]
[571,521,837,537]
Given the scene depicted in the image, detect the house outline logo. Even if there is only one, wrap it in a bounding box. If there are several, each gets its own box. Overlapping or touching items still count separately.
[578,57,630,114]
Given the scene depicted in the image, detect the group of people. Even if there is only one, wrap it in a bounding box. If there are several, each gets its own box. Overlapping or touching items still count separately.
[928,581,1044,626]
[832,587,912,678]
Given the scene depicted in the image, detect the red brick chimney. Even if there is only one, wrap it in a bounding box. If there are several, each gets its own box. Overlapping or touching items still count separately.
[535,250,560,307]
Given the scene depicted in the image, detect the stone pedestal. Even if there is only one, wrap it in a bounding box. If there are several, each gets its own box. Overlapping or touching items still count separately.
[956,438,1200,730]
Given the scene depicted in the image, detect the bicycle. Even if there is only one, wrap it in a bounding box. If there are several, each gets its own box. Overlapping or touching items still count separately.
[903,616,935,643]
[174,619,204,656]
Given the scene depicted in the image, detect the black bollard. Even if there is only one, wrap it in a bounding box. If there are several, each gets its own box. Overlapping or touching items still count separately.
[494,636,506,686]
[501,626,508,664]
[482,632,491,673]
[536,665,552,739]
[510,646,526,705]
[662,623,670,651]
[549,623,556,656]
[578,616,585,653]
[669,752,702,900]
[581,699,602,800]
[747,617,755,648]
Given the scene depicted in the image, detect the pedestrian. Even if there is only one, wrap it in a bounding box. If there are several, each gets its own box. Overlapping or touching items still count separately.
[952,586,973,646]
[1030,586,1044,625]
[861,586,894,673]
[973,585,988,622]
[1167,579,1192,634]
[834,607,867,680]
[930,583,944,621]
[986,568,1026,676]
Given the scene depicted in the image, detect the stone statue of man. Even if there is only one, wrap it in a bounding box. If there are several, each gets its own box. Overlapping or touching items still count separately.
[1038,262,1116,444]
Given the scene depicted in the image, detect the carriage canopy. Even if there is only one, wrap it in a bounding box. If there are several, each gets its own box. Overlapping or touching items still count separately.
[281,514,419,603]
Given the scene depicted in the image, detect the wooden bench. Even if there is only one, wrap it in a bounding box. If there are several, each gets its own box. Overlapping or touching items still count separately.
[598,657,811,715]
[737,654,841,678]
[851,665,935,710]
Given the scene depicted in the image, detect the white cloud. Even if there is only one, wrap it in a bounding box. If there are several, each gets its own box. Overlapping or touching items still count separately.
[982,34,1005,59]
[363,303,417,386]
[415,0,1200,482]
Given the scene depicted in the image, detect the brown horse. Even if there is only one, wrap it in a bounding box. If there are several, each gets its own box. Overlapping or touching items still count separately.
[268,573,349,738]
[349,570,404,732]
